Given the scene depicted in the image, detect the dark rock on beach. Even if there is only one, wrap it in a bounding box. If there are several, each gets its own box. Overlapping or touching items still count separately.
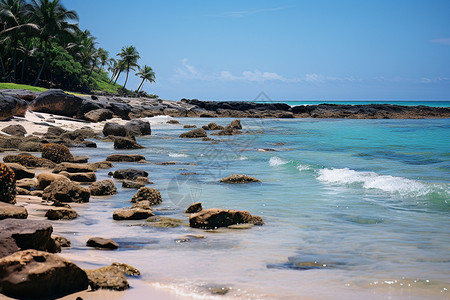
[0,249,88,299]
[4,163,34,180]
[113,208,154,220]
[189,208,264,229]
[1,124,27,136]
[0,202,28,220]
[85,266,129,291]
[113,168,148,180]
[124,119,151,136]
[53,162,96,173]
[0,93,27,121]
[0,163,16,204]
[86,237,118,250]
[0,219,60,258]
[52,235,71,247]
[59,171,97,183]
[83,108,114,122]
[36,172,69,189]
[45,207,78,220]
[41,143,74,164]
[106,154,146,162]
[103,122,127,137]
[3,153,56,168]
[185,202,203,214]
[30,89,84,117]
[113,136,145,149]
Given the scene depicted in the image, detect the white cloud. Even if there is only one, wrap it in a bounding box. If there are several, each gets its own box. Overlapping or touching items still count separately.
[429,38,450,45]
[421,77,450,83]
[172,59,360,84]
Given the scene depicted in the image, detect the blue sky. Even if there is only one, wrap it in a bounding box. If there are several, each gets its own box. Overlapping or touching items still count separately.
[66,0,450,101]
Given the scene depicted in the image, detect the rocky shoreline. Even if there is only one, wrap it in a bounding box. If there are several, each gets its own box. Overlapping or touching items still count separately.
[1,89,449,122]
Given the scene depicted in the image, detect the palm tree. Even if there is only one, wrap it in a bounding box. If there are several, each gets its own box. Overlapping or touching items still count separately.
[30,0,78,86]
[0,0,38,80]
[117,45,140,89]
[135,65,155,93]
[97,47,110,72]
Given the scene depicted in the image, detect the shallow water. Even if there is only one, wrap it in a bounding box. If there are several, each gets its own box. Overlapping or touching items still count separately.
[44,117,449,299]
[257,100,450,107]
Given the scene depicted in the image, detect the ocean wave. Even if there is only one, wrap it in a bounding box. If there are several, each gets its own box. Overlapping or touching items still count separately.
[316,167,447,197]
[239,156,248,160]
[269,156,289,166]
[169,153,188,158]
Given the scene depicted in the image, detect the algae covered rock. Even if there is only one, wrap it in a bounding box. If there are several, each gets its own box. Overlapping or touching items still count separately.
[36,172,69,190]
[113,168,148,180]
[131,187,162,205]
[89,180,117,196]
[179,128,207,138]
[106,154,146,162]
[45,208,78,220]
[0,163,16,204]
[144,216,185,228]
[3,153,56,168]
[84,266,129,291]
[185,202,203,214]
[4,163,34,180]
[0,249,88,299]
[1,124,27,136]
[86,237,118,250]
[189,208,264,229]
[219,174,261,184]
[41,143,74,164]
[0,202,27,220]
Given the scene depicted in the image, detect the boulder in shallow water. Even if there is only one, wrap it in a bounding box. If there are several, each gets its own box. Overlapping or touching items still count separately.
[185,202,203,214]
[89,180,117,196]
[179,128,207,138]
[84,266,128,291]
[219,174,261,184]
[144,216,185,228]
[52,162,96,174]
[90,161,114,169]
[0,249,88,299]
[3,153,56,168]
[42,180,90,203]
[86,237,118,250]
[59,171,96,183]
[111,262,140,276]
[189,208,264,229]
[113,168,148,180]
[106,154,146,162]
[229,119,242,129]
[0,219,60,258]
[83,108,113,122]
[41,143,73,164]
[124,119,151,136]
[102,122,127,137]
[131,187,162,205]
[52,235,71,247]
[113,208,154,220]
[45,208,78,220]
[113,136,145,149]
[0,202,27,220]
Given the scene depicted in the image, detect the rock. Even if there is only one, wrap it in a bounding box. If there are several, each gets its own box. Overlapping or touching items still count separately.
[60,171,96,183]
[203,123,224,130]
[37,173,69,190]
[230,119,242,129]
[113,136,145,149]
[42,180,90,203]
[90,161,113,169]
[107,102,131,120]
[82,140,97,148]
[4,163,34,180]
[86,237,118,250]
[18,141,43,152]
[84,266,128,291]
[53,162,96,174]
[41,143,74,164]
[16,187,30,195]
[113,168,148,180]
[179,128,207,138]
[183,124,197,128]
[0,163,16,204]
[71,156,90,163]
[3,153,56,168]
[0,202,27,220]
[122,180,144,189]
[228,223,254,229]
[113,208,154,220]
[30,190,42,197]
[0,219,60,258]
[102,122,127,137]
[45,208,78,220]
[219,174,261,184]
[166,120,180,124]
[0,136,21,150]
[89,180,117,196]
[136,177,151,184]
[83,108,113,122]
[0,249,88,299]
[30,89,84,117]
[16,178,37,190]
[106,154,146,162]
[185,202,203,214]
[131,200,151,210]
[189,208,264,229]
[52,235,71,247]
[144,216,185,228]
[131,187,162,205]
[124,119,151,136]
[0,93,28,120]
[62,127,97,141]
[1,124,27,136]
[45,126,67,137]
[211,125,242,136]
[111,262,140,276]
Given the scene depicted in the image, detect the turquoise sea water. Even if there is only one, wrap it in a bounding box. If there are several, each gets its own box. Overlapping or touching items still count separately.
[42,116,449,299]
[256,100,450,107]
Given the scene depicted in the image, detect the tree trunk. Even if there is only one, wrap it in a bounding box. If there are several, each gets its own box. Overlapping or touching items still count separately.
[123,70,129,89]
[0,56,6,79]
[33,41,47,86]
[20,55,27,83]
[137,79,145,93]
[113,71,121,84]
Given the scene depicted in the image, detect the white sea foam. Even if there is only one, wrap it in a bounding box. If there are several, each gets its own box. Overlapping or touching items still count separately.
[169,153,188,158]
[239,156,248,160]
[269,156,289,166]
[317,168,430,196]
[296,164,310,171]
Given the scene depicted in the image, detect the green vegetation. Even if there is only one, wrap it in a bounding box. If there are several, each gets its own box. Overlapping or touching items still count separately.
[0,82,47,92]
[0,0,156,95]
